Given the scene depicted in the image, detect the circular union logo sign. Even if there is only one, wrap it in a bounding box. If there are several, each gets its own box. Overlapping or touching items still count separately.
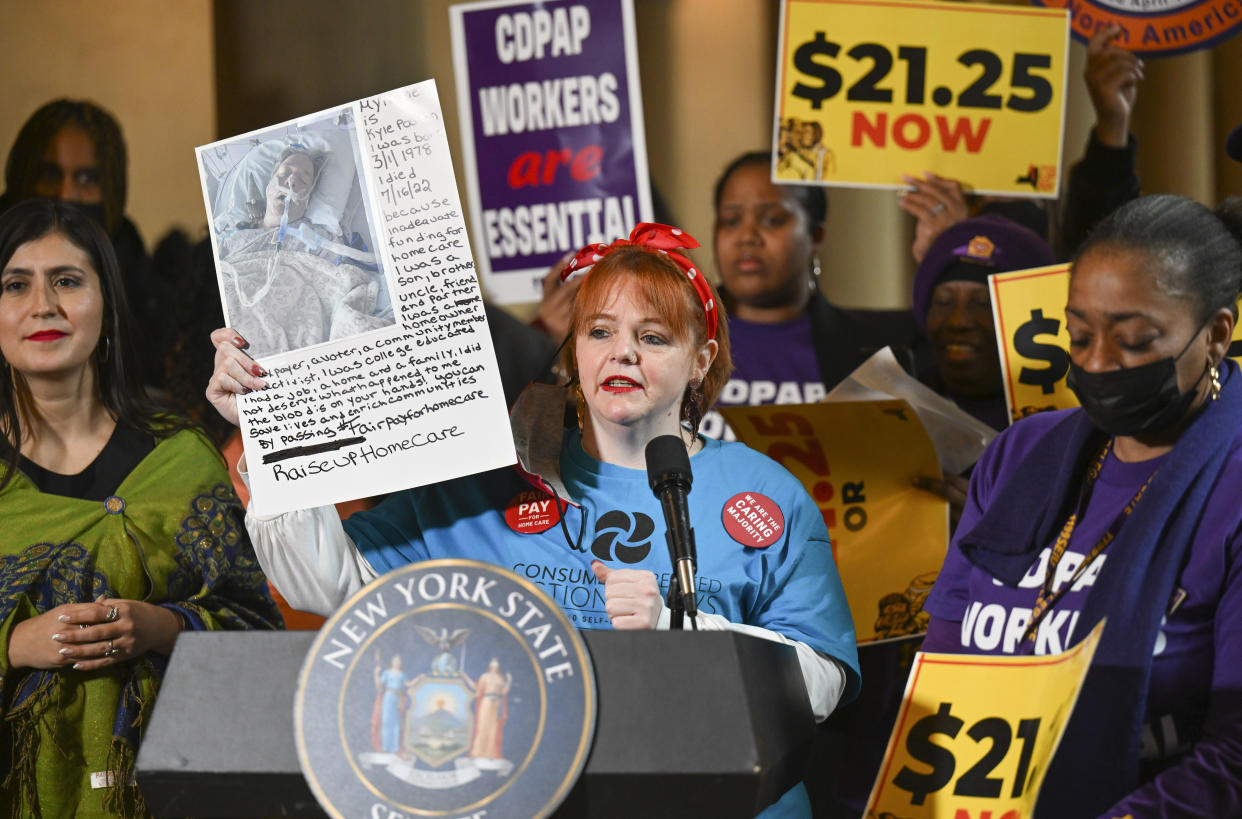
[295,559,596,819]
[1032,0,1242,57]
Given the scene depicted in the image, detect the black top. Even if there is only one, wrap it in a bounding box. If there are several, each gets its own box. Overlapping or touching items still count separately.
[19,423,154,501]
[803,286,930,385]
[483,301,558,407]
[1060,131,1140,260]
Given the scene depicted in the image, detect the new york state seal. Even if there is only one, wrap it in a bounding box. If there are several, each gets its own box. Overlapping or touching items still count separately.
[296,559,596,819]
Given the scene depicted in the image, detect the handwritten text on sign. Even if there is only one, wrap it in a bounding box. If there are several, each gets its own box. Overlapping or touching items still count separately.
[774,0,1069,196]
[722,400,947,644]
[450,0,653,304]
[991,264,1242,426]
[199,81,516,516]
[867,622,1103,818]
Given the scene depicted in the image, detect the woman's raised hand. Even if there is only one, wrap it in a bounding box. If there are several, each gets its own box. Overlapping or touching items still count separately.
[592,560,663,630]
[899,171,969,263]
[534,253,581,341]
[1085,24,1143,148]
[206,328,266,427]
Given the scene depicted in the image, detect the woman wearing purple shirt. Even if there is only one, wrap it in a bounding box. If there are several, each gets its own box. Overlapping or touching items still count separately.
[699,152,921,441]
[923,195,1242,817]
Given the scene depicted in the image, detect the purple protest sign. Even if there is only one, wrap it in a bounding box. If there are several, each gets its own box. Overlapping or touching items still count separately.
[451,0,653,304]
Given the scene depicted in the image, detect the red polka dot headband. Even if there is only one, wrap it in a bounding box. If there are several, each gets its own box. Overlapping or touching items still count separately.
[561,222,718,341]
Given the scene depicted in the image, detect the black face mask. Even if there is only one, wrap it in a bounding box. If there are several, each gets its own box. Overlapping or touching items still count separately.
[1066,330,1208,437]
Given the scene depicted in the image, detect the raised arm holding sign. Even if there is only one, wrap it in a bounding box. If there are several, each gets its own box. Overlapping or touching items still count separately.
[197,81,517,517]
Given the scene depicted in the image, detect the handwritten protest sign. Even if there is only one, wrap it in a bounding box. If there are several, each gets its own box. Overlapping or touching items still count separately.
[775,0,1069,196]
[450,0,653,304]
[722,399,948,644]
[1033,0,1242,58]
[867,621,1103,818]
[197,81,516,516]
[991,265,1242,425]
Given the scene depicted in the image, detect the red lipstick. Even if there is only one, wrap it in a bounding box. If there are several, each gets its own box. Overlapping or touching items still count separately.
[601,376,641,393]
[26,330,67,342]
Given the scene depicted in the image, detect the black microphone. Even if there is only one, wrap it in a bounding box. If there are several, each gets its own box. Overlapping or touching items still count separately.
[645,435,698,621]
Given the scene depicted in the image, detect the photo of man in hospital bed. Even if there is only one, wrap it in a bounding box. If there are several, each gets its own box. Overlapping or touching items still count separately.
[201,109,395,359]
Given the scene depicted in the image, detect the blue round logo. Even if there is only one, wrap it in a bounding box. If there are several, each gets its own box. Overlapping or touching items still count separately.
[295,559,596,818]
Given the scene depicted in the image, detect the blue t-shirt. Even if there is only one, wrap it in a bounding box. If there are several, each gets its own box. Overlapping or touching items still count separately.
[343,431,861,819]
[344,430,859,697]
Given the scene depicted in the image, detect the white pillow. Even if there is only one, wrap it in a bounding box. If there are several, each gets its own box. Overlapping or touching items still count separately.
[302,127,358,231]
[213,127,358,235]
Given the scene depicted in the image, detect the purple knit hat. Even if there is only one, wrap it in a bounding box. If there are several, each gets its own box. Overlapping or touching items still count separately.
[912,214,1055,329]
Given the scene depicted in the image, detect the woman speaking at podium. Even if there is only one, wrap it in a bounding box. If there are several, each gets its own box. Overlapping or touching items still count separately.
[209,222,860,818]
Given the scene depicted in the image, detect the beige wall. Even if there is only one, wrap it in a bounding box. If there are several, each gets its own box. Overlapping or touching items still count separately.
[0,0,215,244]
[1131,34,1242,203]
[213,0,425,137]
[631,0,779,267]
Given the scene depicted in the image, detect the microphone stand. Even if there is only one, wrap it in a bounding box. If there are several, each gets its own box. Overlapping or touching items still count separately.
[666,576,685,630]
[663,527,697,631]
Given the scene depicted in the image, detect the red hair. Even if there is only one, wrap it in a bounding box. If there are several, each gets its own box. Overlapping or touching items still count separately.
[565,246,732,413]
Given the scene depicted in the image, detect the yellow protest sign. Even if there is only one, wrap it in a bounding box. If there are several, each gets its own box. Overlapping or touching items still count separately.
[721,400,946,644]
[989,264,1077,425]
[775,0,1069,196]
[867,621,1104,818]
[991,265,1242,425]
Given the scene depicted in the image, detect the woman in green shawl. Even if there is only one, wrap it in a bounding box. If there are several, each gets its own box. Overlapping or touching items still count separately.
[0,198,281,817]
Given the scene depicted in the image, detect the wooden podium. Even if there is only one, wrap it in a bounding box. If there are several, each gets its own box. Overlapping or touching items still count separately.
[136,630,815,818]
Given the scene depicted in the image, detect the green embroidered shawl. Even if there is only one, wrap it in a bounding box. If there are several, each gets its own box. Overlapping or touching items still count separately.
[0,428,282,818]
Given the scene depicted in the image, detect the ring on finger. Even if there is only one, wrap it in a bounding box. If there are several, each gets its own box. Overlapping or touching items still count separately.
[931,202,947,215]
[106,605,119,622]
